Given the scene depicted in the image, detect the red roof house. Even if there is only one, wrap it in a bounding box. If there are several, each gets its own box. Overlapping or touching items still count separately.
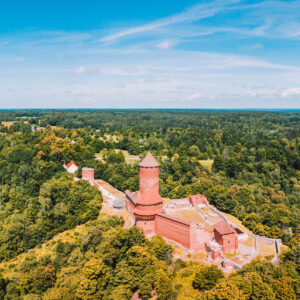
[65,161,79,173]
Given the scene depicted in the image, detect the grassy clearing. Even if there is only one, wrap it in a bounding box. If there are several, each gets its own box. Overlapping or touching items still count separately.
[167,208,213,230]
[0,211,124,280]
[1,121,15,128]
[199,159,214,171]
[179,209,206,223]
[0,221,92,278]
[258,240,276,256]
[100,202,131,228]
[95,152,104,161]
[222,212,252,234]
[95,149,140,165]
[99,134,119,142]
[16,116,37,119]
[241,236,255,247]
[225,251,238,258]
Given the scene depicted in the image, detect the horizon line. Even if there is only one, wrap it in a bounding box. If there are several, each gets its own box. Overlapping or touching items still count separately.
[0,108,299,111]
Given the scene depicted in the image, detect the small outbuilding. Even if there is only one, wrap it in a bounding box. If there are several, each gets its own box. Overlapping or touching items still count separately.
[214,220,238,253]
[65,161,78,174]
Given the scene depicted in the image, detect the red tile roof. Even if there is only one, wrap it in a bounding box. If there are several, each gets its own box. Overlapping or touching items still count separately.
[214,220,235,235]
[66,161,78,168]
[139,152,160,168]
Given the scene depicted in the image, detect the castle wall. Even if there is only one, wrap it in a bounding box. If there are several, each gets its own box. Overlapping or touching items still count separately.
[190,225,214,252]
[125,197,135,225]
[155,213,191,249]
[188,195,208,207]
[136,217,156,236]
[93,181,115,199]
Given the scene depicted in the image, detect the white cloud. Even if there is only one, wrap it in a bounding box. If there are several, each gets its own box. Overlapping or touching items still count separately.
[75,66,86,74]
[99,0,300,45]
[241,43,264,51]
[82,96,95,103]
[187,93,202,100]
[99,68,148,76]
[12,57,25,62]
[1,1,300,108]
[279,22,300,38]
[157,40,177,49]
[282,88,300,97]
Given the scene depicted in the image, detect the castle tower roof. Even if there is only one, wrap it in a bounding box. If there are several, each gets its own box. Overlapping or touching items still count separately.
[139,152,160,168]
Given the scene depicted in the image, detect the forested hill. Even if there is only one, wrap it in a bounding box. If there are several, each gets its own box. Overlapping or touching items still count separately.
[0,110,298,299]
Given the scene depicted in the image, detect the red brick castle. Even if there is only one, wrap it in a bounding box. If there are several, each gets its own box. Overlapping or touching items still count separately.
[125,152,238,256]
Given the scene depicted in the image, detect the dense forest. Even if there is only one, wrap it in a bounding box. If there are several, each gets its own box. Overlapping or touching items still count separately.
[0,109,298,299]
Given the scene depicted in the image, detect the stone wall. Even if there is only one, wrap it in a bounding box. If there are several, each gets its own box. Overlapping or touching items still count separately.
[93,181,115,199]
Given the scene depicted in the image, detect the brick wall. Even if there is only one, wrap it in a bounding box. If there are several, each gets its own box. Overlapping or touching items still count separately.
[155,213,191,249]
[215,231,238,253]
[82,168,94,181]
[190,225,214,252]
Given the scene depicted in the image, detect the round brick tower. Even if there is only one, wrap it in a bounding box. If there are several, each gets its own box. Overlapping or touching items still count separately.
[82,167,94,181]
[134,152,164,235]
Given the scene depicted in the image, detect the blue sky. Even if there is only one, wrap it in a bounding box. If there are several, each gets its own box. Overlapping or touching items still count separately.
[0,0,300,108]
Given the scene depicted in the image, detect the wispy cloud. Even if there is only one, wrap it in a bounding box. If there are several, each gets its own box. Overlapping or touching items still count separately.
[99,0,300,45]
[240,43,264,51]
[1,0,300,108]
[75,66,86,74]
[157,40,177,50]
[100,0,240,42]
[282,87,300,97]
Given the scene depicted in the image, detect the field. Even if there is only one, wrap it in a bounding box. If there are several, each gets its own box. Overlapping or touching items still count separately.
[96,149,140,165]
[1,121,15,128]
[99,134,120,142]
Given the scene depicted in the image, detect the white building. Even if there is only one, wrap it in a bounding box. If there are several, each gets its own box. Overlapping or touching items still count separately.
[65,161,79,173]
